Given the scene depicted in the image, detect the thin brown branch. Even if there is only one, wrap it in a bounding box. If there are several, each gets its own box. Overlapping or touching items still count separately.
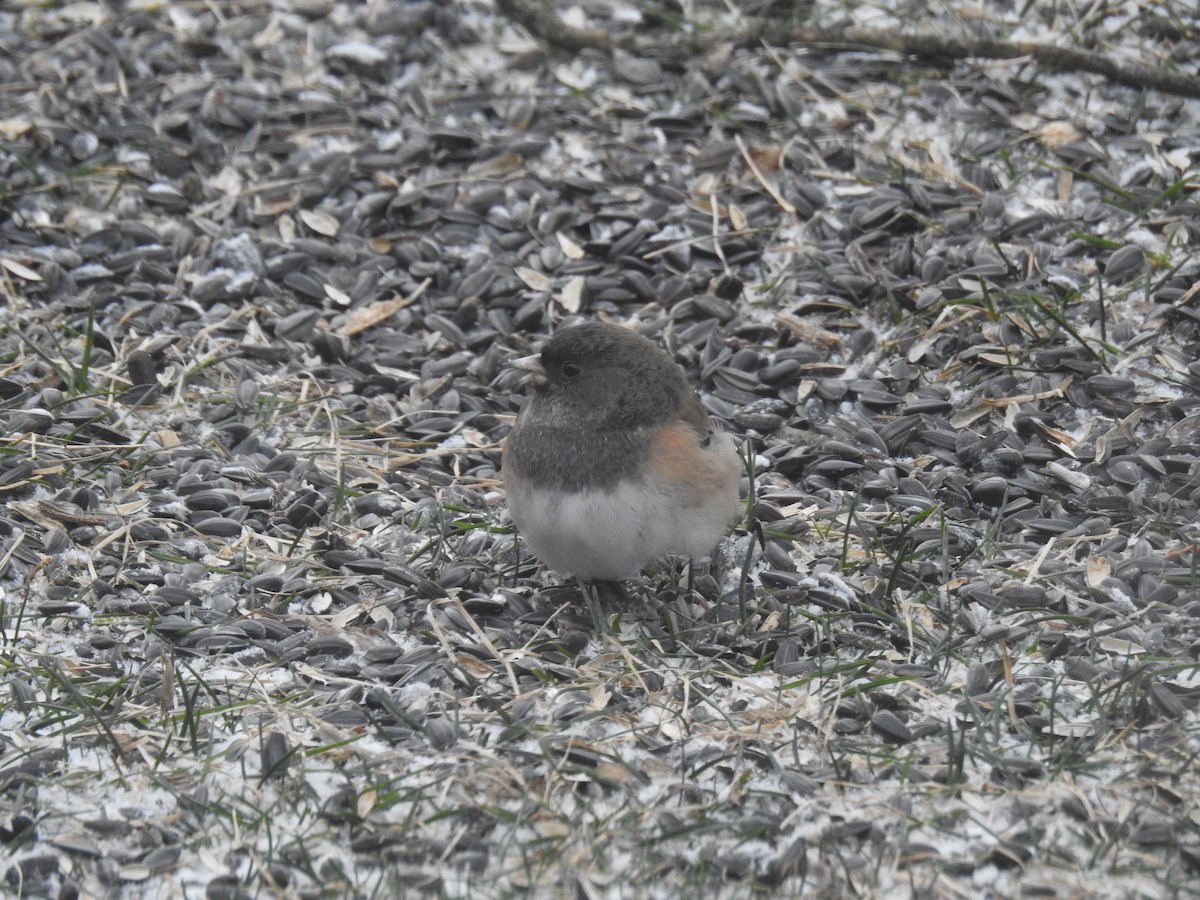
[493,0,1200,101]
[493,0,631,54]
[788,27,1200,101]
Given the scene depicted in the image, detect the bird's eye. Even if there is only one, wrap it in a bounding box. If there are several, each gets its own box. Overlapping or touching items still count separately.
[561,361,580,377]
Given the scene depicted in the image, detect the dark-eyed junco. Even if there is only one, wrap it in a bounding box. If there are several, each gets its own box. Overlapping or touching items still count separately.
[502,322,741,581]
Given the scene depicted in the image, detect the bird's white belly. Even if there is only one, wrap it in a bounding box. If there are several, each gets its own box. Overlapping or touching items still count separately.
[508,472,735,581]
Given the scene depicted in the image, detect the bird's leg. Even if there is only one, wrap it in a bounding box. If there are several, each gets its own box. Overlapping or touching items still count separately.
[578,576,603,633]
[578,578,635,634]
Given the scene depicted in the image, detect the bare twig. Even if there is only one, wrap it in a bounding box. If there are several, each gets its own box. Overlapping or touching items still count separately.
[495,0,1200,100]
[787,27,1200,100]
[494,0,632,53]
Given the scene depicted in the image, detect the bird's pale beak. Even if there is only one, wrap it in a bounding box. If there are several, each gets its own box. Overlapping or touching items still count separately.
[509,353,546,386]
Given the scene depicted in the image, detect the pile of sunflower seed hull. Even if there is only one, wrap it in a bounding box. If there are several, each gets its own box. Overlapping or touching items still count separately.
[1,0,1199,897]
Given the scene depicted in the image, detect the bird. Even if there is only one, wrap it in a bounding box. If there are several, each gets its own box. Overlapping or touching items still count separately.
[501,321,741,581]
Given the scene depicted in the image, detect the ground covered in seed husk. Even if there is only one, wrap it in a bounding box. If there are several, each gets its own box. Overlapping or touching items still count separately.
[2,0,1200,897]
